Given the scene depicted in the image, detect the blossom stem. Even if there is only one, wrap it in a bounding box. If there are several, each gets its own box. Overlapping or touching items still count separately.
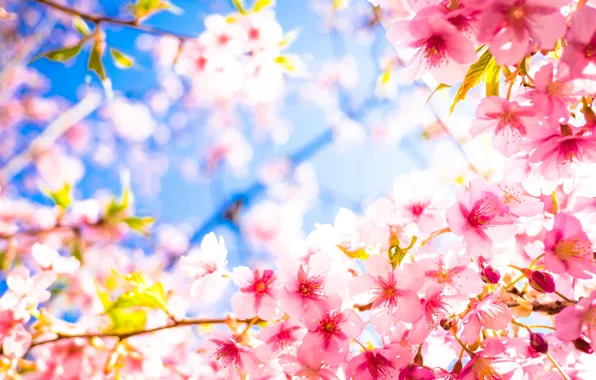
[237,316,259,337]
[505,274,526,290]
[352,339,368,351]
[546,353,571,380]
[451,330,474,356]
[420,227,451,246]
[554,291,576,304]
[529,254,545,269]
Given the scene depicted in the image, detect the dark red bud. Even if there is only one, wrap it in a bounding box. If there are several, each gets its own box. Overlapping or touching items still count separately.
[530,332,548,353]
[398,364,435,380]
[573,337,594,354]
[529,271,556,293]
[440,318,454,331]
[481,266,500,284]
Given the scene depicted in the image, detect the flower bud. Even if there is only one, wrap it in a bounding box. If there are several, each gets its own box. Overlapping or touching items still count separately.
[530,332,548,353]
[440,318,454,331]
[398,365,435,380]
[481,266,500,284]
[573,337,594,354]
[529,271,555,293]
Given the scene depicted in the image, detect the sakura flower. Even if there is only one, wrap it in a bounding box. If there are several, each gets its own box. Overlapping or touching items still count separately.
[349,255,423,333]
[476,0,567,65]
[1,324,31,360]
[410,285,452,342]
[528,124,596,181]
[446,179,517,256]
[561,5,596,79]
[5,266,56,309]
[470,97,537,157]
[387,9,476,85]
[460,290,513,344]
[279,343,339,380]
[543,212,596,279]
[231,266,280,320]
[526,63,575,120]
[256,320,306,361]
[200,14,248,57]
[199,333,261,380]
[460,338,521,379]
[32,243,80,274]
[554,291,596,351]
[180,233,228,298]
[301,308,364,365]
[345,345,411,380]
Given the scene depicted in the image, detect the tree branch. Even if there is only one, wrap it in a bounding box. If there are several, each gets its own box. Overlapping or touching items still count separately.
[33,0,196,39]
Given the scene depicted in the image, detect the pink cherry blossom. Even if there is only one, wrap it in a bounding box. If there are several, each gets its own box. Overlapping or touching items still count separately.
[387,9,476,85]
[345,345,411,380]
[460,290,513,344]
[32,243,80,274]
[255,320,305,361]
[476,0,567,65]
[446,179,517,256]
[5,266,55,309]
[470,97,537,156]
[180,232,228,298]
[526,63,576,120]
[561,5,596,78]
[554,291,596,351]
[349,255,423,333]
[279,343,339,380]
[410,285,452,342]
[301,308,364,365]
[543,212,596,279]
[199,333,261,380]
[231,266,280,320]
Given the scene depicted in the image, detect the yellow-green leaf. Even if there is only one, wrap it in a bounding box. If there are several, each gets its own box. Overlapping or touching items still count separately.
[88,42,107,81]
[126,0,179,21]
[106,185,132,219]
[96,283,112,310]
[109,48,134,69]
[107,308,147,333]
[108,270,168,312]
[232,0,247,14]
[72,237,83,264]
[253,0,274,11]
[338,245,370,260]
[32,41,85,63]
[122,216,155,235]
[47,183,72,210]
[73,16,91,36]
[426,83,450,104]
[485,60,501,97]
[274,54,306,77]
[278,30,299,48]
[449,48,495,114]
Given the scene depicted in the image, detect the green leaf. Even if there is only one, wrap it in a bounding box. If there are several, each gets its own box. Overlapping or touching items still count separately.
[73,16,91,36]
[108,308,147,333]
[96,283,113,310]
[426,83,450,104]
[47,183,72,210]
[72,237,84,264]
[338,245,369,260]
[88,42,107,81]
[253,0,274,11]
[126,0,181,20]
[274,54,306,77]
[123,216,155,235]
[449,48,496,114]
[232,0,247,14]
[109,48,134,69]
[485,60,501,97]
[108,270,168,312]
[32,42,85,63]
[106,186,131,219]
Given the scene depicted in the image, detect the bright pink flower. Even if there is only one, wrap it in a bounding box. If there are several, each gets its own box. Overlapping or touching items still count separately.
[528,124,596,181]
[526,63,576,120]
[278,254,341,319]
[470,97,537,156]
[554,291,596,351]
[543,213,596,279]
[279,343,339,380]
[199,334,261,380]
[410,285,451,342]
[255,320,305,361]
[231,266,280,320]
[301,308,364,365]
[349,255,423,333]
[446,179,517,256]
[460,290,513,344]
[561,5,596,78]
[345,345,411,380]
[476,0,567,65]
[387,9,476,85]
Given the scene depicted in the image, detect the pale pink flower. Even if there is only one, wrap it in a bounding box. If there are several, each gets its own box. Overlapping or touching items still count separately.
[526,63,576,120]
[200,14,248,57]
[446,179,517,256]
[5,266,55,308]
[231,266,280,320]
[528,124,596,181]
[460,290,513,344]
[544,213,596,279]
[32,243,80,274]
[345,345,411,380]
[349,255,423,333]
[387,9,476,85]
[561,5,596,79]
[180,233,228,298]
[2,324,31,360]
[554,291,596,351]
[199,333,262,380]
[301,308,364,366]
[279,343,339,380]
[470,97,537,157]
[255,320,305,361]
[476,0,567,65]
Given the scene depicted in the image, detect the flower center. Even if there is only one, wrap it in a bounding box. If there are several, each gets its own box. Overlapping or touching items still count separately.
[555,237,590,260]
[213,341,240,368]
[422,35,447,68]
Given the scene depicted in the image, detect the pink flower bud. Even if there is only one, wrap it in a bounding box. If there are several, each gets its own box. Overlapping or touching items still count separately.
[481,266,500,284]
[398,365,435,380]
[530,332,548,353]
[440,318,454,331]
[529,271,555,293]
[573,337,594,354]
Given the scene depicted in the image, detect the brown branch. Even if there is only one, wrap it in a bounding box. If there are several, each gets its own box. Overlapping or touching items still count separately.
[29,317,261,349]
[505,300,571,315]
[34,0,196,40]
